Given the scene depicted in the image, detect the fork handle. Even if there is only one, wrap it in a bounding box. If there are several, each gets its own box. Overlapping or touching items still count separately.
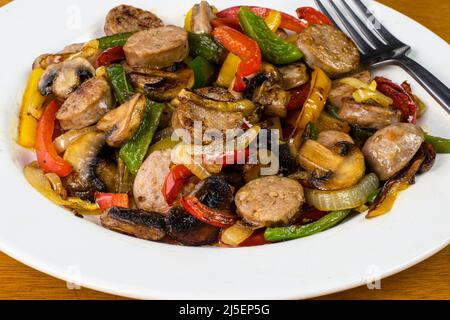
[397,55,450,114]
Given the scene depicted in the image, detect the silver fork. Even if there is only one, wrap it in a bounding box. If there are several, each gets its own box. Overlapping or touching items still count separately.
[314,0,450,113]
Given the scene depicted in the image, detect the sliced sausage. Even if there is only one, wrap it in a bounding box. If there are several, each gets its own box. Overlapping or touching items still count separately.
[190,1,216,34]
[297,24,360,78]
[329,70,371,108]
[235,176,305,227]
[101,207,166,241]
[279,62,309,90]
[362,123,425,181]
[124,26,189,68]
[104,5,163,36]
[339,98,401,130]
[133,149,196,214]
[171,100,244,134]
[56,77,113,130]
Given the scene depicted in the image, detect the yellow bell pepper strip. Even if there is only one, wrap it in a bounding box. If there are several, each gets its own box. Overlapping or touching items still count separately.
[216,53,241,88]
[264,10,282,32]
[221,223,255,246]
[289,68,332,153]
[23,68,47,119]
[238,7,303,65]
[184,6,194,31]
[24,163,100,215]
[285,34,299,44]
[18,69,47,148]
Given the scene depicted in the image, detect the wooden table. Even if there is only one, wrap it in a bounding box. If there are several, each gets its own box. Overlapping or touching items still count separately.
[1,0,449,300]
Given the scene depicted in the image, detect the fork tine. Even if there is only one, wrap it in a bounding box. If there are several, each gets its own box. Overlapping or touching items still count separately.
[327,0,374,54]
[352,0,403,45]
[340,0,385,48]
[314,0,340,27]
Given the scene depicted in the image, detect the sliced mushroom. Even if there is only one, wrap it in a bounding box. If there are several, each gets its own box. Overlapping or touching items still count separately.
[38,57,95,99]
[298,131,366,191]
[101,207,166,241]
[362,123,425,181]
[191,176,234,211]
[279,62,310,90]
[190,1,216,34]
[62,131,106,201]
[125,63,194,102]
[195,86,237,102]
[165,205,219,246]
[56,77,114,130]
[253,81,290,118]
[97,93,147,147]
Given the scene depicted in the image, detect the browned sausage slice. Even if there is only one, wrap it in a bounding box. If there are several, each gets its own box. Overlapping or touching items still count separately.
[339,98,401,130]
[56,77,113,130]
[124,26,189,68]
[104,5,163,36]
[297,24,360,78]
[133,149,196,214]
[235,176,305,227]
[362,123,425,181]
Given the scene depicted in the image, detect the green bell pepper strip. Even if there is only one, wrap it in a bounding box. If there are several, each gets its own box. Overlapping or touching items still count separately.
[238,7,303,65]
[189,56,216,89]
[98,32,133,50]
[264,210,351,242]
[120,99,164,175]
[106,64,135,104]
[425,134,450,153]
[188,32,226,65]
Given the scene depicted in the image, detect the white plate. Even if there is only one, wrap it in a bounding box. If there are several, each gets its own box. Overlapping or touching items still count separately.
[0,0,449,300]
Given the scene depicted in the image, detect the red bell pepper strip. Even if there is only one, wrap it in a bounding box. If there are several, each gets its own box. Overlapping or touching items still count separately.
[375,77,418,124]
[211,17,242,31]
[212,26,262,91]
[287,82,311,110]
[95,192,129,211]
[296,7,333,26]
[217,6,308,33]
[35,100,73,177]
[239,229,271,247]
[96,46,126,68]
[162,165,193,206]
[181,196,238,228]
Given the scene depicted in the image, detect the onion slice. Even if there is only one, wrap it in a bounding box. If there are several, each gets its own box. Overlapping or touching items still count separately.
[53,126,97,154]
[305,173,380,211]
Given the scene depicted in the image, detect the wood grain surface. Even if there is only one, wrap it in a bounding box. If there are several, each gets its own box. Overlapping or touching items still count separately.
[0,0,449,300]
